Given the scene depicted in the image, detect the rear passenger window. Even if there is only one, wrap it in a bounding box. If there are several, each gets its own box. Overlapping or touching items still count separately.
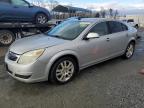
[108,21,123,33]
[90,22,109,36]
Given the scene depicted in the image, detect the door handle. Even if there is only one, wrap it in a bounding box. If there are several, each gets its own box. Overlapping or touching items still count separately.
[126,34,129,37]
[106,38,110,42]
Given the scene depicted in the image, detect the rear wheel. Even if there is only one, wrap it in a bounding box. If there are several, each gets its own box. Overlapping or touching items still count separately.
[0,30,15,46]
[123,42,135,59]
[35,13,48,24]
[49,57,77,84]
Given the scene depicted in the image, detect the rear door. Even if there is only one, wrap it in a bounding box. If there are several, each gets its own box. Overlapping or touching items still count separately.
[107,21,129,57]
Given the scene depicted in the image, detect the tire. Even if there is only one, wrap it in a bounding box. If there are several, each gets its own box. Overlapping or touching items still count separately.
[135,25,139,29]
[49,57,77,84]
[0,30,15,46]
[122,42,135,59]
[35,13,48,24]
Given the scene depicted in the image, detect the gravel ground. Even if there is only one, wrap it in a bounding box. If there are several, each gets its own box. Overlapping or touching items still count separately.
[0,32,144,108]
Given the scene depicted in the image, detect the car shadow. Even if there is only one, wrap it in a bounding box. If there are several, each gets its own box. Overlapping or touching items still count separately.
[75,56,124,79]
[12,56,124,86]
[0,55,138,97]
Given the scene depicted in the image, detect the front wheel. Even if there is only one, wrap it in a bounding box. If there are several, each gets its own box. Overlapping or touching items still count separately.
[35,13,48,24]
[49,57,77,84]
[123,42,135,59]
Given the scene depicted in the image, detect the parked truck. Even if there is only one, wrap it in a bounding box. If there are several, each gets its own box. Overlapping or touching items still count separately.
[0,22,54,46]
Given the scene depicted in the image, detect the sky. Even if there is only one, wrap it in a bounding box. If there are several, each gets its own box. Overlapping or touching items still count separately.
[28,0,144,15]
[57,0,144,10]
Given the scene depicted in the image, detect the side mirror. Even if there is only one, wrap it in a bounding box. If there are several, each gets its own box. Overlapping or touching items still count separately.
[86,33,100,39]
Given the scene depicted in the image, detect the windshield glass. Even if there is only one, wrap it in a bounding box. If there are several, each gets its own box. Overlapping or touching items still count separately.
[47,20,91,40]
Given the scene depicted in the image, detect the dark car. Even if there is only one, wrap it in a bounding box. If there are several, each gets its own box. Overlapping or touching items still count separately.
[0,0,51,24]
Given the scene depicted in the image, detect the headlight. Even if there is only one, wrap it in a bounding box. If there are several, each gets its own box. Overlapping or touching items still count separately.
[18,49,45,64]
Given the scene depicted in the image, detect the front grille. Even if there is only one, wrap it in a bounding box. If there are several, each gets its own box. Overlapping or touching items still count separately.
[8,52,19,61]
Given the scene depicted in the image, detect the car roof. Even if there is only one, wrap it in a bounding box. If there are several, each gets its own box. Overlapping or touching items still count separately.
[79,18,117,23]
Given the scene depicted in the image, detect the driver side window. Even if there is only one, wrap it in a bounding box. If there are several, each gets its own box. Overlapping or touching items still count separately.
[11,0,29,6]
[90,22,109,36]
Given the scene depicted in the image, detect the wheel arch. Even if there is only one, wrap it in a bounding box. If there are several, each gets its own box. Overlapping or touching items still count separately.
[128,39,136,45]
[0,29,16,35]
[34,11,49,20]
[45,51,80,79]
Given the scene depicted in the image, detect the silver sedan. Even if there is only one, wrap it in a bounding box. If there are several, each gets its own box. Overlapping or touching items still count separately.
[5,18,137,84]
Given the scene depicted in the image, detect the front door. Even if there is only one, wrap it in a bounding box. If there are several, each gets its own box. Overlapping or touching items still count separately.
[0,0,12,21]
[10,0,33,21]
[78,21,112,67]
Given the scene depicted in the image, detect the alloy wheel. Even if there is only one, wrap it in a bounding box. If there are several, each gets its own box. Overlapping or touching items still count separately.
[36,14,48,24]
[56,60,75,82]
[126,43,134,58]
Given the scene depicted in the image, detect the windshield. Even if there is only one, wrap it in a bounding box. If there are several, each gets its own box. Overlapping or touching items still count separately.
[47,20,91,40]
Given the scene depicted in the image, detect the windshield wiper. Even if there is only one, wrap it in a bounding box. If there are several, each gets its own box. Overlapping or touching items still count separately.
[48,34,68,40]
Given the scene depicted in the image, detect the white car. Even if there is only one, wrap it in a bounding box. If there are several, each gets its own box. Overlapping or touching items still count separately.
[122,19,139,29]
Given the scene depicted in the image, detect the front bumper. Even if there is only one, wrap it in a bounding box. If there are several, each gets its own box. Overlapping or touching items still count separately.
[5,53,48,83]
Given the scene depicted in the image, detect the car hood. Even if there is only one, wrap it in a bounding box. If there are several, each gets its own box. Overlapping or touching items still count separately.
[9,34,69,54]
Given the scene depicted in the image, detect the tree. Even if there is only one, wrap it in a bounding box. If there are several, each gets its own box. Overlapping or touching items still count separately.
[49,0,59,10]
[114,10,119,19]
[95,13,100,18]
[109,8,113,18]
[31,0,59,10]
[31,0,41,6]
[100,7,106,18]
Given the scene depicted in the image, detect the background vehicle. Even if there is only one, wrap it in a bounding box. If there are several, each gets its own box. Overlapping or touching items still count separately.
[0,22,54,46]
[122,19,139,29]
[5,18,137,84]
[0,0,51,24]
